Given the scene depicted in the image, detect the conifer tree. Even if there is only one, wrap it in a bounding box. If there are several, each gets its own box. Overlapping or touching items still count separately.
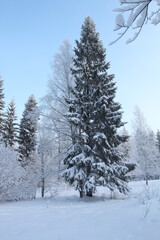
[156,130,160,153]
[19,95,39,165]
[0,78,5,140]
[3,99,19,148]
[62,17,131,198]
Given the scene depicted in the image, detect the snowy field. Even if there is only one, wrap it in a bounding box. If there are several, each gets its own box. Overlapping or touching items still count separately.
[0,180,160,240]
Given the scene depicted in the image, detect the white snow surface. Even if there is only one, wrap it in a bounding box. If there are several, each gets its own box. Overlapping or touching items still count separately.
[0,180,160,240]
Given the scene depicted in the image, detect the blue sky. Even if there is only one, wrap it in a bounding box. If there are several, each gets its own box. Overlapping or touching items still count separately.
[0,0,160,132]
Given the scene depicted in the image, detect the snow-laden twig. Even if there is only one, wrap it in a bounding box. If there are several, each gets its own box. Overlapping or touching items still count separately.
[144,200,151,218]
[137,183,159,218]
[110,0,160,44]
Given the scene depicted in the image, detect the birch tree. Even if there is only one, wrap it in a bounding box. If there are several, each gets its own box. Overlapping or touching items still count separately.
[41,39,74,176]
[38,123,58,197]
[130,106,159,183]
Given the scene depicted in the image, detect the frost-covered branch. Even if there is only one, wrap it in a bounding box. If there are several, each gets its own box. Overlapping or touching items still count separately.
[111,0,160,44]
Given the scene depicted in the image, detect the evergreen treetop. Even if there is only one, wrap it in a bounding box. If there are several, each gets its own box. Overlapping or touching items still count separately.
[3,99,19,148]
[0,78,5,139]
[156,130,160,152]
[19,94,39,165]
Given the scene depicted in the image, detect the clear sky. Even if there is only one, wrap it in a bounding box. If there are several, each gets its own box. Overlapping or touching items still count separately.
[0,0,160,132]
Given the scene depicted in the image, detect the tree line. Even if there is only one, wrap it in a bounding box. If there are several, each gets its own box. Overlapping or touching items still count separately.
[0,77,39,201]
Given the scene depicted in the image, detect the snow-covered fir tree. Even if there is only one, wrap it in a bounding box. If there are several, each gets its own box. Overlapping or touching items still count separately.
[148,130,160,179]
[156,130,160,153]
[62,17,133,198]
[3,99,19,148]
[0,78,5,140]
[19,95,39,166]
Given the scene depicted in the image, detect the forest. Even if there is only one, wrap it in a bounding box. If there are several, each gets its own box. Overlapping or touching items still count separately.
[0,15,160,202]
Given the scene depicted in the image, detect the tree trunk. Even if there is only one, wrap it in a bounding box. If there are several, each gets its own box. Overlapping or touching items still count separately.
[58,131,61,180]
[41,154,45,198]
[86,190,92,197]
[145,176,149,185]
[41,178,45,198]
[79,191,83,198]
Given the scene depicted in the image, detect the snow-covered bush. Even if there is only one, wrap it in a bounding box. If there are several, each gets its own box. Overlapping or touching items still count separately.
[137,184,159,205]
[0,143,23,201]
[0,143,39,201]
[136,181,160,218]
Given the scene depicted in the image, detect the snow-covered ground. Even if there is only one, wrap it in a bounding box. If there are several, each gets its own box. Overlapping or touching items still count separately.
[0,180,160,240]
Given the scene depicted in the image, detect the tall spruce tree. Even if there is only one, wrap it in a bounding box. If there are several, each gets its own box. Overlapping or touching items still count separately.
[3,99,19,148]
[0,78,5,140]
[19,95,39,165]
[62,17,131,198]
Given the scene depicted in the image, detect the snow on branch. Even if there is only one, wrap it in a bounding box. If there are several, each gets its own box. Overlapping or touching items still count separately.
[110,0,160,44]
